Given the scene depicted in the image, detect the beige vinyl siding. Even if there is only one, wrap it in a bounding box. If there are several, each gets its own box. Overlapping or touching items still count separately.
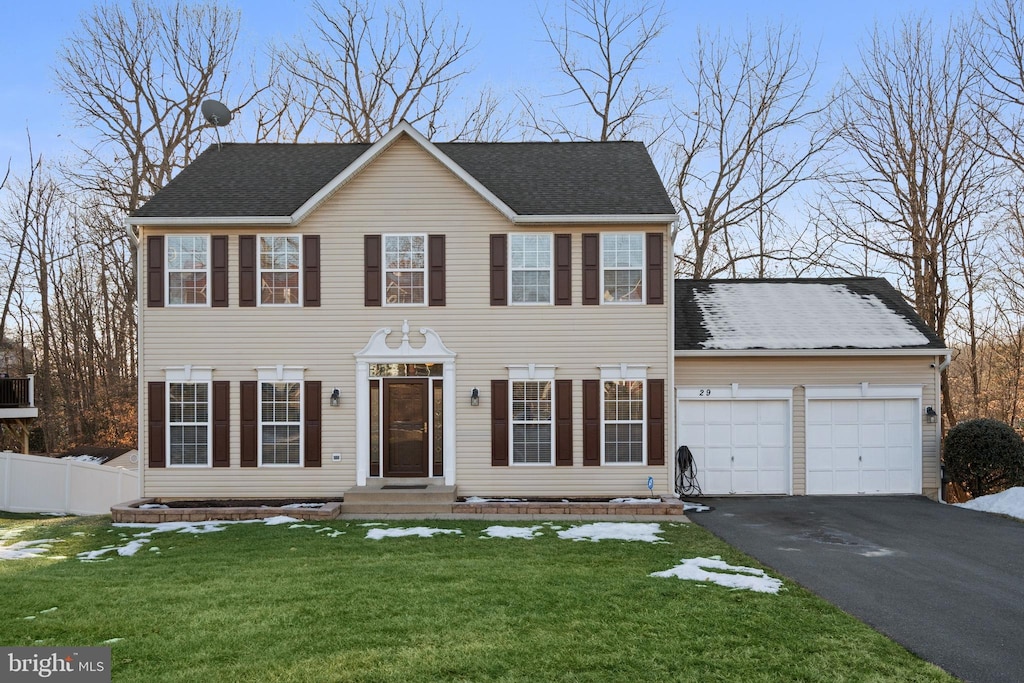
[674,356,942,498]
[139,135,672,499]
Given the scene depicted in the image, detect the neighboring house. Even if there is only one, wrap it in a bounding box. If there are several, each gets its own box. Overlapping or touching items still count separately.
[127,121,949,501]
[675,279,948,498]
[128,122,677,500]
[60,447,139,469]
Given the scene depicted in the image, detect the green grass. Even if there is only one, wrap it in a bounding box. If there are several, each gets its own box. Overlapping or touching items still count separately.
[0,514,954,683]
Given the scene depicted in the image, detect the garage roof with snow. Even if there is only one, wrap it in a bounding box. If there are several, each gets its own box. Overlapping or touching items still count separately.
[675,278,946,351]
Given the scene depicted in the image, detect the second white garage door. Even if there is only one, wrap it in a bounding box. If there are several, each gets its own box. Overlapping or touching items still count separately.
[678,399,790,495]
[806,399,919,494]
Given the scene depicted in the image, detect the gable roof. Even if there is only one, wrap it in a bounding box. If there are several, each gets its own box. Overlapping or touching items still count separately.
[675,278,946,353]
[130,122,676,224]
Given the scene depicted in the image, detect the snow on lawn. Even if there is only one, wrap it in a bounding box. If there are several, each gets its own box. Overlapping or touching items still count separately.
[481,525,543,540]
[557,522,664,543]
[0,538,63,561]
[365,527,463,540]
[651,556,784,594]
[955,487,1024,522]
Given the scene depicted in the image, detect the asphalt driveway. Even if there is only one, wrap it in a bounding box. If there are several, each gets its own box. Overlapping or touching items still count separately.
[690,496,1023,683]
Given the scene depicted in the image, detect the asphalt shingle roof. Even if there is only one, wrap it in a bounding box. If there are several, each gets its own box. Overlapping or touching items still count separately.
[132,139,675,218]
[674,278,946,351]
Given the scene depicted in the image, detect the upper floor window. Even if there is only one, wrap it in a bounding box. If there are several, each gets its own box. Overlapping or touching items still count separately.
[602,233,643,303]
[385,234,425,305]
[259,235,301,305]
[168,381,210,466]
[167,235,208,305]
[509,234,552,304]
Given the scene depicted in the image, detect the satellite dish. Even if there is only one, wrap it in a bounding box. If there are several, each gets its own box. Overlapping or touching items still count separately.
[201,99,232,126]
[201,100,232,150]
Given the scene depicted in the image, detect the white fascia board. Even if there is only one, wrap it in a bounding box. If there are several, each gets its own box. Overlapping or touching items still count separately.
[674,348,949,358]
[125,216,292,227]
[514,214,678,225]
[291,121,518,224]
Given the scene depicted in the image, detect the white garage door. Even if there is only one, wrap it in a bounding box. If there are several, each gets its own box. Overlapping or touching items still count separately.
[806,399,919,494]
[678,400,789,495]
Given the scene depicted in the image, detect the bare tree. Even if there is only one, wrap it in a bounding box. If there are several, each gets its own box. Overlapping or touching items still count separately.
[54,0,249,214]
[826,15,1001,423]
[523,0,668,142]
[670,23,831,278]
[270,0,474,143]
[976,0,1024,174]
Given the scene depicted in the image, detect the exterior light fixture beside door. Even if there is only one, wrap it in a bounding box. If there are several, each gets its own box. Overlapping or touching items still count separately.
[330,388,341,407]
[470,387,480,406]
[925,406,937,423]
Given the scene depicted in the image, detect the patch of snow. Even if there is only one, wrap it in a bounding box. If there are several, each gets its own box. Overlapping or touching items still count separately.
[39,512,67,516]
[695,283,930,350]
[39,607,57,613]
[955,487,1024,522]
[557,522,664,543]
[281,502,325,509]
[358,522,386,527]
[464,496,524,503]
[262,516,302,526]
[138,504,168,509]
[365,527,463,540]
[23,616,36,620]
[71,532,86,536]
[481,525,543,540]
[62,454,105,464]
[651,555,783,594]
[681,501,711,513]
[288,523,320,529]
[101,638,123,645]
[149,547,160,552]
[0,538,62,561]
[610,497,661,504]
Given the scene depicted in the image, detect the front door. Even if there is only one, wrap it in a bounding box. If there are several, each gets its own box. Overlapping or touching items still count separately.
[383,378,429,477]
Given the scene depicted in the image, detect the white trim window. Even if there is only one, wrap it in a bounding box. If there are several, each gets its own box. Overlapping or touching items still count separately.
[164,366,214,467]
[260,381,302,465]
[259,235,301,305]
[384,234,426,305]
[166,235,209,305]
[509,234,552,304]
[599,364,648,464]
[601,233,643,303]
[512,381,554,464]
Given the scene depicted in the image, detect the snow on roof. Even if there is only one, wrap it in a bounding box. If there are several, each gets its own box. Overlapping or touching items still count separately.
[694,282,931,350]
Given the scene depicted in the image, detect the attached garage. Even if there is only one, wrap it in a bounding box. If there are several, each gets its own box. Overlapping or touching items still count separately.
[673,278,949,499]
[677,388,791,494]
[805,387,921,495]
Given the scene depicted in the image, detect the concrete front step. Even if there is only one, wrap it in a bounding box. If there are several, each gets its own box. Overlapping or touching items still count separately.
[343,480,457,507]
[341,501,457,515]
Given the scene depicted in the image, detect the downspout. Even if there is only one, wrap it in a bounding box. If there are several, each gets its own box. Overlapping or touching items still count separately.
[130,219,144,497]
[933,352,952,503]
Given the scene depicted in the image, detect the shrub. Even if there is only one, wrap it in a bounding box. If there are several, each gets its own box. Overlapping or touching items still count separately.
[944,418,1024,498]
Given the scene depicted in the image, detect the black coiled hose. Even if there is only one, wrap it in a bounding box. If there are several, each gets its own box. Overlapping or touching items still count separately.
[674,445,702,497]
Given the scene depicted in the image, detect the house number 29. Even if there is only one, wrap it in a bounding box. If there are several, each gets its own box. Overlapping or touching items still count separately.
[698,389,712,397]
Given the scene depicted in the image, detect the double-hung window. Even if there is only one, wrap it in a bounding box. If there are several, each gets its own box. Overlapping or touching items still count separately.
[260,381,302,465]
[166,235,209,305]
[164,366,213,467]
[602,233,643,303]
[509,234,552,304]
[599,365,647,464]
[508,365,556,465]
[259,235,301,305]
[384,234,426,305]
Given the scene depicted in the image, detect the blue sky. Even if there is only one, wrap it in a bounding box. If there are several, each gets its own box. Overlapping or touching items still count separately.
[0,0,974,166]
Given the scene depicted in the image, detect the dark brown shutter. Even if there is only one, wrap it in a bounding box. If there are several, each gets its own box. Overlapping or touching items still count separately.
[555,379,573,466]
[304,381,322,467]
[365,234,382,306]
[303,235,320,307]
[148,382,165,468]
[147,236,164,308]
[555,234,572,306]
[582,233,600,305]
[240,381,258,467]
[646,232,664,305]
[647,379,665,466]
[583,379,601,465]
[491,379,509,466]
[239,235,257,307]
[490,234,507,306]
[211,236,228,307]
[428,234,446,306]
[212,381,230,467]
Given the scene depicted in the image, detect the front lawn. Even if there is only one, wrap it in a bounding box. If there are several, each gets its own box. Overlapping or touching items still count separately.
[0,514,954,682]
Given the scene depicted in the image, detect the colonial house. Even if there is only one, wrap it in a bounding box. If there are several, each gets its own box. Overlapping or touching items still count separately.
[127,122,948,501]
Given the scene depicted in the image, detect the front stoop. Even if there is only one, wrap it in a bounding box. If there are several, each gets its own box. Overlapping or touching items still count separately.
[342,479,458,514]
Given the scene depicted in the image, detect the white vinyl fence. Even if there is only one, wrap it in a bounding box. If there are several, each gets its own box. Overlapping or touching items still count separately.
[0,451,139,516]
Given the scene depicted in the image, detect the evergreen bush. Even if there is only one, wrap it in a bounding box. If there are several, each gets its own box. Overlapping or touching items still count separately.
[944,418,1024,498]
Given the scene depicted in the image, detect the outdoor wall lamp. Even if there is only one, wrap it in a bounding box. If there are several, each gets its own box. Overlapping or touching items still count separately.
[330,388,341,407]
[470,387,480,406]
[925,406,937,423]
